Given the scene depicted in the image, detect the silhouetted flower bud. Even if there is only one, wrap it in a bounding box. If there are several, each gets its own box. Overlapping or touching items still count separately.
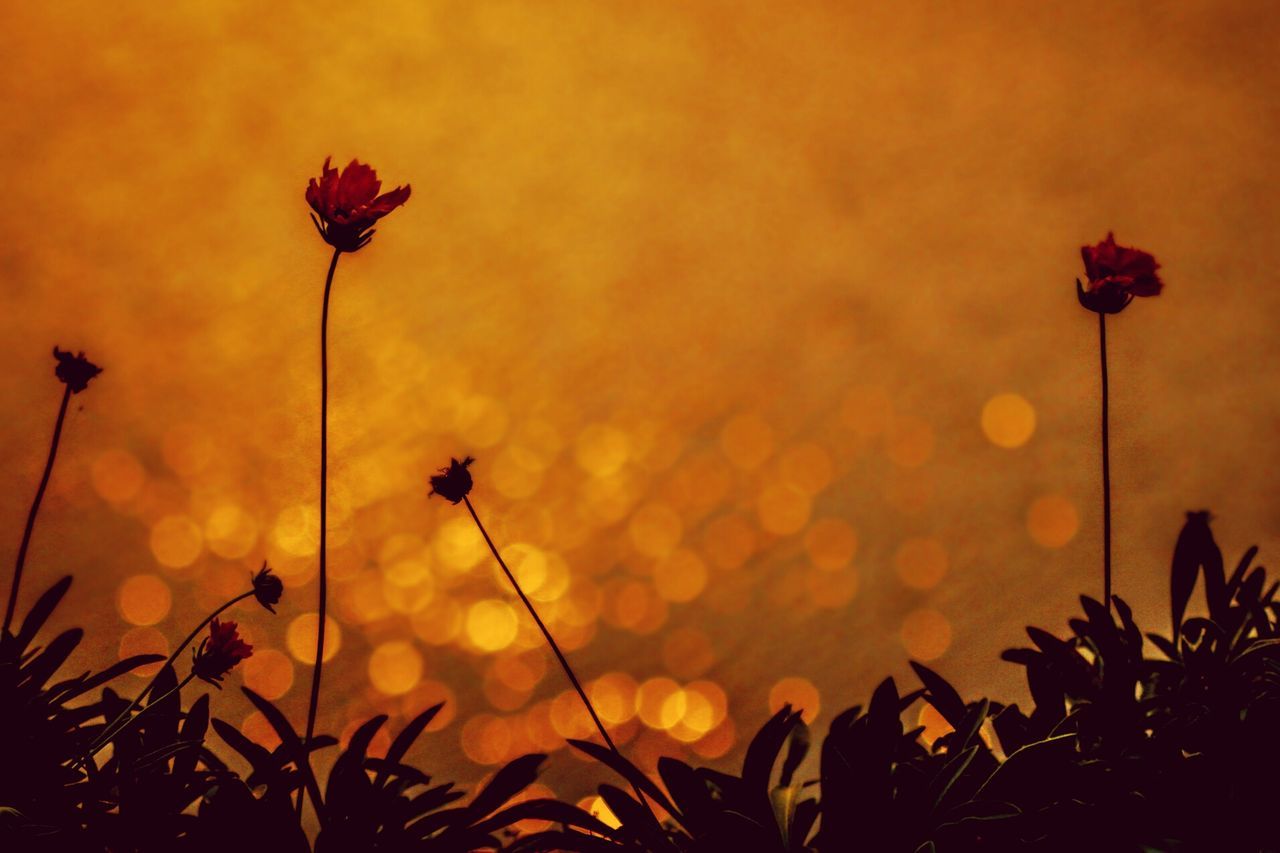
[1077,232,1163,314]
[429,456,475,504]
[306,157,411,253]
[252,562,283,614]
[52,347,102,394]
[192,618,253,688]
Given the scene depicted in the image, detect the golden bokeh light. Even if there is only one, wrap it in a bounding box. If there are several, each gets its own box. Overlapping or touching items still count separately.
[434,517,487,572]
[756,483,812,536]
[803,518,858,571]
[368,640,424,696]
[690,717,737,760]
[149,514,203,569]
[590,672,639,725]
[274,505,320,557]
[981,393,1037,449]
[769,676,822,722]
[574,423,631,478]
[652,548,709,603]
[91,449,146,504]
[628,501,684,559]
[1027,494,1081,548]
[636,677,682,730]
[466,599,519,652]
[116,574,171,626]
[900,608,953,661]
[204,503,259,559]
[777,442,834,495]
[286,612,342,664]
[578,796,622,831]
[894,538,949,590]
[242,648,295,700]
[720,414,774,470]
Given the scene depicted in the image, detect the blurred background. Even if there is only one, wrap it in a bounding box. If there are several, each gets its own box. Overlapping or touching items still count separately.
[2,0,1278,813]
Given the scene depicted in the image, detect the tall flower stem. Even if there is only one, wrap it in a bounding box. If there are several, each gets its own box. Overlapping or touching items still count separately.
[1099,311,1112,610]
[299,246,342,816]
[4,384,72,636]
[87,590,255,756]
[79,672,197,767]
[463,496,656,816]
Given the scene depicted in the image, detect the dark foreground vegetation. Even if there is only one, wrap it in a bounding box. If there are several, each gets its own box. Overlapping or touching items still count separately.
[3,510,1277,851]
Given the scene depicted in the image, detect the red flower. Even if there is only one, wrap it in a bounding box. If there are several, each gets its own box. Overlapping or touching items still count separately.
[429,456,475,504]
[192,618,253,688]
[1077,232,1163,314]
[306,157,410,253]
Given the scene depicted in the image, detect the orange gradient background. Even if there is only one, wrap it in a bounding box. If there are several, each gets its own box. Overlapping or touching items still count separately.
[2,0,1278,804]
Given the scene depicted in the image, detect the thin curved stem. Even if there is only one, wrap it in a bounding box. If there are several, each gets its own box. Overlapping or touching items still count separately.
[463,496,656,817]
[1099,311,1112,611]
[299,246,341,816]
[4,384,72,636]
[87,589,254,755]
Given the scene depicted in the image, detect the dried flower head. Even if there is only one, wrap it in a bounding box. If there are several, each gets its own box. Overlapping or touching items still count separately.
[52,347,102,394]
[192,618,253,688]
[1077,232,1163,314]
[252,562,283,614]
[429,456,475,504]
[306,157,411,253]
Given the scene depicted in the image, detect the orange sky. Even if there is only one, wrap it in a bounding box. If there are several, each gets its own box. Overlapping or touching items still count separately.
[2,0,1278,802]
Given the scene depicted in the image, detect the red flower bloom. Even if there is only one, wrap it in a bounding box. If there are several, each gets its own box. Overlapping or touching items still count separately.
[192,618,253,688]
[1077,232,1163,314]
[306,157,411,253]
[429,456,475,504]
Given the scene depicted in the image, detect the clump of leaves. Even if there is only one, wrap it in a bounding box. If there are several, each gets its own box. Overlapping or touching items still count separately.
[0,576,163,848]
[208,688,561,851]
[549,512,1280,851]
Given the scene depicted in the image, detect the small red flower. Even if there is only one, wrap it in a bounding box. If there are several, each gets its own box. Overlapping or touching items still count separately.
[429,456,475,504]
[192,618,253,688]
[53,347,102,394]
[1077,232,1163,314]
[306,157,411,253]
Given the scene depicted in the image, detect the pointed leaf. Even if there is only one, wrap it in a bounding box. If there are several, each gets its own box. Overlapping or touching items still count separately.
[911,661,966,727]
[376,702,442,788]
[15,576,72,651]
[569,738,677,816]
[467,752,545,819]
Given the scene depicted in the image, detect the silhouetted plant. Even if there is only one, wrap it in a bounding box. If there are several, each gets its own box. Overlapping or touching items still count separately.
[208,688,555,851]
[0,576,161,847]
[300,157,412,819]
[80,618,253,775]
[3,347,101,635]
[88,564,281,760]
[537,511,1280,852]
[515,707,816,852]
[431,455,657,818]
[1076,233,1163,608]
